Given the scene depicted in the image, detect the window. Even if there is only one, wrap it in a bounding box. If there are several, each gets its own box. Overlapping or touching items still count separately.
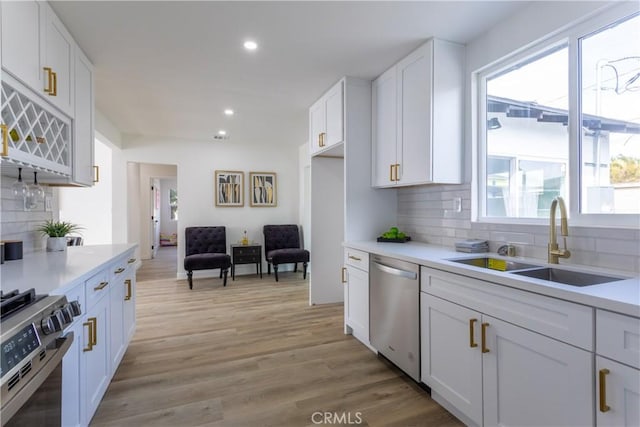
[477,8,640,225]
[169,188,178,220]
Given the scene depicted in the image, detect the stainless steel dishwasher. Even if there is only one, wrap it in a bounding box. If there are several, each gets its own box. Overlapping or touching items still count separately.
[370,254,420,381]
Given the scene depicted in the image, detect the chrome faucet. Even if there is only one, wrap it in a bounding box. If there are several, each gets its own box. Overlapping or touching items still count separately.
[548,196,571,264]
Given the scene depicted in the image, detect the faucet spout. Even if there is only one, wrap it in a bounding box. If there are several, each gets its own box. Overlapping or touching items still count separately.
[548,196,571,264]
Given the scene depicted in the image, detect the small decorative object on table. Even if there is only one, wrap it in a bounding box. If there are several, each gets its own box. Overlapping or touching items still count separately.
[37,220,83,252]
[377,226,411,243]
[241,230,249,245]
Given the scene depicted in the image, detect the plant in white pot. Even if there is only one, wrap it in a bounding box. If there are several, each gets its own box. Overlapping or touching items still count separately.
[37,220,83,252]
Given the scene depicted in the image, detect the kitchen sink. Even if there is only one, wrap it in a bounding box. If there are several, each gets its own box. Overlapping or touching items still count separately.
[449,257,541,272]
[512,268,625,287]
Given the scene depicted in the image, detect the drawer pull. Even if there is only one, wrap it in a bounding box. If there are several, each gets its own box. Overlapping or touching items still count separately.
[1,124,8,156]
[82,320,93,352]
[348,255,362,261]
[341,267,347,284]
[124,279,132,301]
[114,267,125,274]
[94,281,108,291]
[599,369,610,412]
[469,319,478,348]
[481,322,490,353]
[127,258,136,264]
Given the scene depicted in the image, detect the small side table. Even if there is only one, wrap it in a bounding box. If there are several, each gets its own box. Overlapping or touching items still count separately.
[231,244,262,280]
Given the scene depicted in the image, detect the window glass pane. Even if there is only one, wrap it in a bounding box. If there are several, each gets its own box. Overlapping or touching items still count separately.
[485,46,569,218]
[580,13,640,214]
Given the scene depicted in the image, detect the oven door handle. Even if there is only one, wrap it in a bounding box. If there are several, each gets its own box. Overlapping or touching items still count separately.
[1,332,74,425]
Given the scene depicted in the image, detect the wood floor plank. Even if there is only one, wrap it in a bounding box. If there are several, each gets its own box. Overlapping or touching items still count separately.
[90,250,462,426]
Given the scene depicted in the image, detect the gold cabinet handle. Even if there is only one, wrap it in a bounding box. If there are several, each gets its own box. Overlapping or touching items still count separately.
[94,281,108,291]
[127,258,136,264]
[93,165,100,183]
[114,267,125,274]
[43,67,54,94]
[469,319,478,348]
[348,255,361,261]
[124,279,132,301]
[599,368,611,412]
[51,71,58,96]
[91,317,97,346]
[389,164,394,182]
[341,267,347,284]
[83,318,97,352]
[1,124,8,156]
[319,132,326,147]
[394,163,400,181]
[481,322,490,353]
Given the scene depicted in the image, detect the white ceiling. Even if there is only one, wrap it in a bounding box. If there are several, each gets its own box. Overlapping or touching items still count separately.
[50,1,530,147]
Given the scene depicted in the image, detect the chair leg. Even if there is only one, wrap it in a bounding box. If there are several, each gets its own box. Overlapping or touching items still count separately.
[303,262,308,279]
[294,263,298,272]
[222,269,228,287]
[219,269,223,278]
[268,263,271,275]
[274,265,279,282]
[187,271,193,289]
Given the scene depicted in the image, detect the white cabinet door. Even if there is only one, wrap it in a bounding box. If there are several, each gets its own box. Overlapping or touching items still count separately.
[123,271,137,343]
[324,80,343,148]
[345,265,369,344]
[397,42,432,185]
[372,67,397,188]
[72,47,94,186]
[83,293,111,425]
[596,356,640,427]
[1,0,42,92]
[482,315,593,427]
[309,98,325,155]
[42,3,74,116]
[109,272,125,371]
[62,320,83,427]
[421,293,483,425]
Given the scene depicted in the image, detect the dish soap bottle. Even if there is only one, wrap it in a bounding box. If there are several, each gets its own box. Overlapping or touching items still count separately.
[241,230,249,245]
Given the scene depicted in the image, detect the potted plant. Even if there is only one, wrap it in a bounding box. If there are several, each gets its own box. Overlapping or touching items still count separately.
[37,220,83,252]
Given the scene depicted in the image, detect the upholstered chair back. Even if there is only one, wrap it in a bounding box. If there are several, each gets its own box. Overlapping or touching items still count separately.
[185,226,227,256]
[263,225,301,253]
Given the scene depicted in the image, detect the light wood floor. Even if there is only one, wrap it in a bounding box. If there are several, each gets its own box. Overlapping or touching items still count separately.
[90,253,462,427]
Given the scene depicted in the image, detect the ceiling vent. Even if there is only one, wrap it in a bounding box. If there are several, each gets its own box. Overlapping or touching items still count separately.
[212,134,230,141]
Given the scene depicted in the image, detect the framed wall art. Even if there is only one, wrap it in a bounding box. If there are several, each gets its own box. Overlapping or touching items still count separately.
[249,172,277,207]
[215,170,244,207]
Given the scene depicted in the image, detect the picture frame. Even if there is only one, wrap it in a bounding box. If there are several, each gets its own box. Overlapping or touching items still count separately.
[215,170,244,207]
[249,172,277,207]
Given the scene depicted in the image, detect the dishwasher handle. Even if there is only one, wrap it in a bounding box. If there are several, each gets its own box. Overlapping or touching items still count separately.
[372,261,418,280]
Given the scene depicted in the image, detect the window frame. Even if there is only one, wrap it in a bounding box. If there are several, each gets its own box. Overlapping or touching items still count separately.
[473,4,640,228]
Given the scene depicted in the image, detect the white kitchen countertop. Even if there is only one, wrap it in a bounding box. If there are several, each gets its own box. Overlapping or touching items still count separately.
[344,241,640,317]
[0,244,138,296]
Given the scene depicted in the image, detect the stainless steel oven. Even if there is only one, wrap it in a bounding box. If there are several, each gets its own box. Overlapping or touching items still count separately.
[1,289,81,426]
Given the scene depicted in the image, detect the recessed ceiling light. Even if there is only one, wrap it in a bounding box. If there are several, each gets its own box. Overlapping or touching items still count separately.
[224,109,234,116]
[218,130,227,136]
[243,40,258,51]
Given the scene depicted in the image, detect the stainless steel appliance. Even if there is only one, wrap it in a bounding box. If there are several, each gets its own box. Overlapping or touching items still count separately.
[370,255,420,381]
[0,289,81,426]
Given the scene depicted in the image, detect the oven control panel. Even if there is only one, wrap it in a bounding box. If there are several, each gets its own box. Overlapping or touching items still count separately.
[1,324,41,379]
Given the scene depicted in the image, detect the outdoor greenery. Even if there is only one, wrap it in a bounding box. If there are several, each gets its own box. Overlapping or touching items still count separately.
[610,155,640,184]
[37,220,83,237]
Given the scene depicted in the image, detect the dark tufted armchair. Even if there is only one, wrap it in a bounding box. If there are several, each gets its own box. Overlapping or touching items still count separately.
[263,224,309,282]
[184,226,231,289]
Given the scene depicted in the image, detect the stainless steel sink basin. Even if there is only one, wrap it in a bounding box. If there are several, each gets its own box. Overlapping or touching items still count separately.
[512,268,625,287]
[450,257,541,272]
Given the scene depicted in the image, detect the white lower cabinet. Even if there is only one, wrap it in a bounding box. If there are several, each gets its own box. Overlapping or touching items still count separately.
[84,291,111,423]
[343,248,370,348]
[596,356,640,426]
[421,268,594,427]
[123,267,137,343]
[62,318,83,427]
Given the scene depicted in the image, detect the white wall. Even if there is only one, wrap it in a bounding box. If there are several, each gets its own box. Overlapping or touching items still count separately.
[298,143,311,251]
[122,136,300,278]
[58,139,113,245]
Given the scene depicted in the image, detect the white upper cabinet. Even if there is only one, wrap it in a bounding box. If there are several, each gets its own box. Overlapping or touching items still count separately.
[1,0,43,92]
[72,47,94,186]
[309,79,344,156]
[372,38,463,187]
[42,1,74,117]
[1,1,74,117]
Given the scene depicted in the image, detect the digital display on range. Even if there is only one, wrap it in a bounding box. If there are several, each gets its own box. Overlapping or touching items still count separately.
[1,323,41,378]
